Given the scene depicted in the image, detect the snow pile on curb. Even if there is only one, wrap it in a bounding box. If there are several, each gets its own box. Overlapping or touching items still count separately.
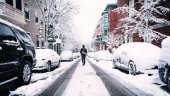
[10,59,79,96]
[88,57,169,96]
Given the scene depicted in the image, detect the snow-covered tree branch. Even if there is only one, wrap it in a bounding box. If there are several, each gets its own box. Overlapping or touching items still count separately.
[35,0,78,38]
[114,0,170,43]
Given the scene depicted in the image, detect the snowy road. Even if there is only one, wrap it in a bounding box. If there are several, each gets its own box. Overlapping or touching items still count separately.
[61,60,110,96]
[60,59,140,96]
[89,61,137,96]
[9,59,80,96]
[6,57,169,96]
[39,60,79,96]
[40,59,143,96]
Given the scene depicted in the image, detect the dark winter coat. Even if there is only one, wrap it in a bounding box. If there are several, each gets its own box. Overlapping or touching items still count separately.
[80,47,87,57]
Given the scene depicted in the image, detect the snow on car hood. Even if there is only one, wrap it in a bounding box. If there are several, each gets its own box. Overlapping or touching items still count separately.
[114,42,160,69]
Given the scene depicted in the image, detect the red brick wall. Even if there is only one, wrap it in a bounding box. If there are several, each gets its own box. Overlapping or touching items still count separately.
[152,26,170,47]
[108,9,118,33]
[133,33,143,42]
[117,0,128,7]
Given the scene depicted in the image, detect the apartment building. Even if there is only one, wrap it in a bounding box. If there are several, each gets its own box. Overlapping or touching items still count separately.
[0,0,45,48]
[116,0,170,47]
[101,3,117,50]
[22,0,45,48]
[0,0,26,26]
[94,18,102,51]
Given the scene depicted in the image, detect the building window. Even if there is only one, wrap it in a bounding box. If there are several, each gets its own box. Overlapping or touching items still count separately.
[40,20,43,25]
[35,17,38,23]
[16,0,22,10]
[24,3,30,20]
[104,30,107,35]
[49,44,53,49]
[6,0,13,6]
[35,10,39,24]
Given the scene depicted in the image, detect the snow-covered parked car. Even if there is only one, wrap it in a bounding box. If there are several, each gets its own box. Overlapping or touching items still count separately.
[112,42,160,75]
[33,49,60,72]
[72,52,80,59]
[95,50,113,61]
[158,37,170,89]
[60,51,73,61]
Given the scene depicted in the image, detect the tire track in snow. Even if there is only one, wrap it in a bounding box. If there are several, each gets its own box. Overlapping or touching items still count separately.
[88,60,138,96]
[39,60,80,96]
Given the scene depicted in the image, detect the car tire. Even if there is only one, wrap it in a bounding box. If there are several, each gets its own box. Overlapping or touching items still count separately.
[112,59,117,69]
[18,61,32,85]
[47,61,52,72]
[158,68,165,82]
[128,61,136,75]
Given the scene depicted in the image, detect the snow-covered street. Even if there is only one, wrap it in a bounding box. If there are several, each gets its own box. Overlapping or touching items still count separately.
[0,0,170,96]
[61,60,110,96]
[10,59,79,96]
[2,57,170,96]
[89,58,170,96]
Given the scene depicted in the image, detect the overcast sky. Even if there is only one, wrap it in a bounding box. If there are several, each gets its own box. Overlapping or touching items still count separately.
[72,0,117,45]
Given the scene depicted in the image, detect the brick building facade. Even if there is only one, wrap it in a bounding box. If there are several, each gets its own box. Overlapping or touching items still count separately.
[0,0,45,48]
[116,0,170,47]
[93,0,170,50]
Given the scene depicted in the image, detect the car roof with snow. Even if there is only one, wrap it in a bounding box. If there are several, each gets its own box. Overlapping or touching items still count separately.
[0,18,25,32]
[36,49,58,58]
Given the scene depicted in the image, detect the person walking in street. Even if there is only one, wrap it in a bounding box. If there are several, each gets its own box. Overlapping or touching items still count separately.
[80,45,87,66]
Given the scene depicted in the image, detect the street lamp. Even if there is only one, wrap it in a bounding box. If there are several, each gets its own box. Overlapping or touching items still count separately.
[37,27,44,48]
[38,27,43,35]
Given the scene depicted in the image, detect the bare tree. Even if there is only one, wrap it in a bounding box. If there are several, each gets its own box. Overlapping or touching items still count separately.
[35,0,78,41]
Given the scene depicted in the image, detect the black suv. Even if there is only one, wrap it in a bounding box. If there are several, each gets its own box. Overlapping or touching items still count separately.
[0,19,36,86]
